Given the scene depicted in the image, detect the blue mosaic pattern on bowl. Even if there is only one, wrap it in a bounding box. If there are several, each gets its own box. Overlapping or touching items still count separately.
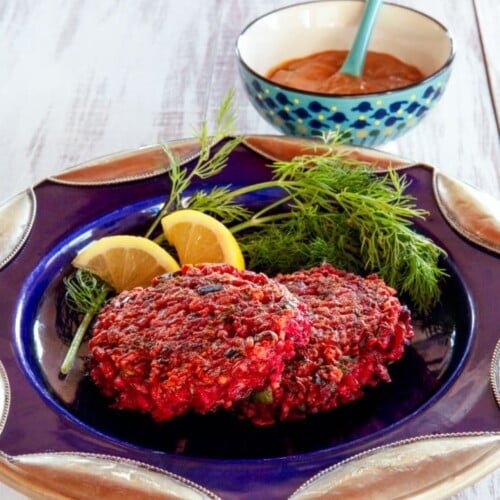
[239,65,452,147]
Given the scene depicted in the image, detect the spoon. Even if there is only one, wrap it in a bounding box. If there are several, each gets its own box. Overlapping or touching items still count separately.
[339,0,383,77]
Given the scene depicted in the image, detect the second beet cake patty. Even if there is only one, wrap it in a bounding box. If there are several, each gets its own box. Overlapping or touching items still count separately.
[238,264,414,425]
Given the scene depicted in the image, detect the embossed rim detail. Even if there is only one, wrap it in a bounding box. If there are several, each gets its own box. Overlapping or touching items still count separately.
[0,451,220,499]
[0,362,10,437]
[290,432,500,500]
[47,138,208,186]
[433,171,500,255]
[0,188,37,270]
[48,145,169,186]
[242,134,414,170]
[491,340,500,409]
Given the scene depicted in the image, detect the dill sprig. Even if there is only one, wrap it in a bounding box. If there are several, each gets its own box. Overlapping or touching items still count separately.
[66,94,445,325]
[59,269,113,376]
[144,90,244,238]
[139,101,445,313]
[180,138,447,313]
[188,186,252,224]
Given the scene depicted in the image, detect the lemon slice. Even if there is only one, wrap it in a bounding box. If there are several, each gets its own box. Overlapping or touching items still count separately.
[161,209,245,270]
[72,235,180,291]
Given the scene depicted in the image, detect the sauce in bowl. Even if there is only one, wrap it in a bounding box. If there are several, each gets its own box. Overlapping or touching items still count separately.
[267,50,424,95]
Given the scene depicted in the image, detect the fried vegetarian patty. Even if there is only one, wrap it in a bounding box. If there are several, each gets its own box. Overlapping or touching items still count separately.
[238,264,413,425]
[88,263,311,421]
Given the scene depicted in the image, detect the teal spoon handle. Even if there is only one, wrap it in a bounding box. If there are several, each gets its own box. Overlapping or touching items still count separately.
[339,0,383,77]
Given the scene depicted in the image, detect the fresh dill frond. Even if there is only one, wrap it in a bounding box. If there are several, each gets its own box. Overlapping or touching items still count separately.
[64,269,113,314]
[216,143,446,313]
[237,207,360,275]
[214,89,239,134]
[187,186,251,224]
[60,269,113,376]
[144,91,244,238]
[141,105,445,314]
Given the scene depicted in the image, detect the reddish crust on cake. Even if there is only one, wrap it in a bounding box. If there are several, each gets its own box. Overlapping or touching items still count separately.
[88,263,311,421]
[238,264,414,425]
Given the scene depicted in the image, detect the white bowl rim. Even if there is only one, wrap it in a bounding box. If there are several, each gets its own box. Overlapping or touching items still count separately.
[235,0,455,99]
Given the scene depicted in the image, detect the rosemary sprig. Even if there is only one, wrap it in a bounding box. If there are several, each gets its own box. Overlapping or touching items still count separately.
[59,269,113,376]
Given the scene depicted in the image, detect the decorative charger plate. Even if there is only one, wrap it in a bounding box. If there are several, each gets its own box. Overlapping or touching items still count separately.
[0,135,499,499]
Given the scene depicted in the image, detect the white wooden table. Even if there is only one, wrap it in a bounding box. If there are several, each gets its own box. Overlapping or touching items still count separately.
[0,0,498,498]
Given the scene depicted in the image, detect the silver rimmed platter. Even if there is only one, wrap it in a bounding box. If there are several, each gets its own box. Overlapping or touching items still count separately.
[0,135,499,499]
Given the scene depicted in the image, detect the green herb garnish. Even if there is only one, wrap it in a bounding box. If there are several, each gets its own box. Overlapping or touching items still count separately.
[252,386,274,405]
[63,90,447,363]
[59,269,113,376]
[145,90,245,239]
[186,134,447,313]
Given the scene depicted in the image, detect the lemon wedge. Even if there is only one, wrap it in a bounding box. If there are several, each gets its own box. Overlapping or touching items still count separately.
[72,235,180,291]
[161,209,245,270]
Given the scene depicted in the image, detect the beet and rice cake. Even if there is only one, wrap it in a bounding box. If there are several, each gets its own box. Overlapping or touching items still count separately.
[238,264,413,425]
[88,263,311,421]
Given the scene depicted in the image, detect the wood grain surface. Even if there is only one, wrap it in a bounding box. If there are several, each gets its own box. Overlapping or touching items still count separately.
[0,0,498,498]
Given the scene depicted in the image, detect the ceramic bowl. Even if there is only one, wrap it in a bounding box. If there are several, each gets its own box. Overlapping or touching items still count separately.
[236,0,454,147]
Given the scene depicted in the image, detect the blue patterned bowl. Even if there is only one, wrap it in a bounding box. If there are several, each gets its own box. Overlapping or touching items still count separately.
[236,1,454,147]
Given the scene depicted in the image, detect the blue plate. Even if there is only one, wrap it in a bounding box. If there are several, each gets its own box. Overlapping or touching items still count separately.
[0,136,498,499]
